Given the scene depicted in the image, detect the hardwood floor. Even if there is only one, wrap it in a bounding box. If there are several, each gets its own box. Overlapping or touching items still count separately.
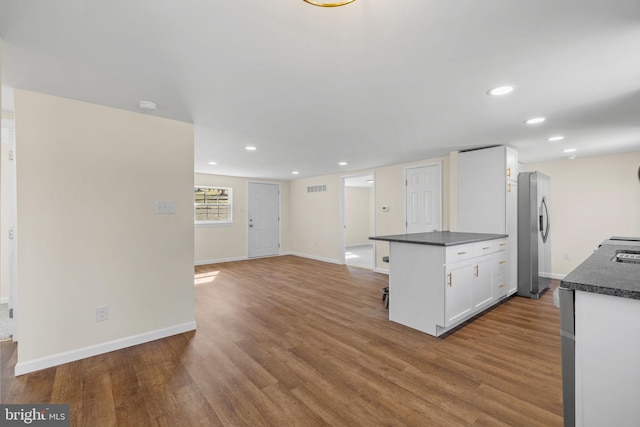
[1,255,563,426]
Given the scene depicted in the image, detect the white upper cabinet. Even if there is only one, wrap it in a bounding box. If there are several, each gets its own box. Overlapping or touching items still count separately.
[458,146,507,234]
[457,145,518,296]
[506,147,519,182]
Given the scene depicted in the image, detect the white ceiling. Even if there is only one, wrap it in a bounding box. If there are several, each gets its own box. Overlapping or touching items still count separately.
[1,0,639,180]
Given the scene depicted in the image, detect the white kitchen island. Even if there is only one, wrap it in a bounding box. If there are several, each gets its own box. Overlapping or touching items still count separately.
[560,238,640,426]
[370,231,510,337]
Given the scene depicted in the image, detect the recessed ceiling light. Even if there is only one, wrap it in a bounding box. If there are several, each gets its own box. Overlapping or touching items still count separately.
[366,179,374,183]
[525,117,546,125]
[568,156,576,160]
[487,85,515,96]
[245,146,257,151]
[138,100,157,111]
[339,162,348,166]
[548,136,565,142]
[563,148,577,153]
[207,161,218,165]
[292,171,299,175]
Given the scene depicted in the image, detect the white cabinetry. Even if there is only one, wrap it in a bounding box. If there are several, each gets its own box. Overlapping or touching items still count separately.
[472,255,494,310]
[506,181,518,295]
[575,291,640,426]
[388,238,509,336]
[458,146,518,296]
[444,262,473,326]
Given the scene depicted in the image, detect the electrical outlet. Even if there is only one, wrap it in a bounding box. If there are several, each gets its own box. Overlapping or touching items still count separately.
[96,306,109,322]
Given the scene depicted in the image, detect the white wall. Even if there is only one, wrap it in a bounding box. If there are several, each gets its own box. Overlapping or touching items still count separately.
[344,186,371,247]
[288,156,449,268]
[194,173,290,264]
[14,90,195,373]
[526,151,640,276]
[290,174,342,263]
[374,157,450,270]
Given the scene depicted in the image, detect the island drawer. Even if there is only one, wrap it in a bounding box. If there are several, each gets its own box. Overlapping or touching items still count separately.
[495,272,508,299]
[494,253,508,276]
[445,244,475,263]
[473,238,508,256]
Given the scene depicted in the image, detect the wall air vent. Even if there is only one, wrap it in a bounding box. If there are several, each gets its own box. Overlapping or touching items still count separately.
[307,185,327,193]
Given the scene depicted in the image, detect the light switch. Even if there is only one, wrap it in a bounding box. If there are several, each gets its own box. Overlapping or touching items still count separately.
[155,201,176,214]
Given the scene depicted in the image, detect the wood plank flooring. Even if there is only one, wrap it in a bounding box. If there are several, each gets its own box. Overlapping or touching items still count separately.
[1,255,563,426]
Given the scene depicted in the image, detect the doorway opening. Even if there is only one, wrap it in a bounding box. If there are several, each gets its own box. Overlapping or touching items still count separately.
[341,174,375,270]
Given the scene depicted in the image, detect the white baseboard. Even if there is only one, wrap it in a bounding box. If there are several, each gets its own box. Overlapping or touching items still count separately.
[0,297,8,304]
[289,252,342,265]
[195,256,247,266]
[14,321,197,376]
[374,267,389,275]
[346,243,373,248]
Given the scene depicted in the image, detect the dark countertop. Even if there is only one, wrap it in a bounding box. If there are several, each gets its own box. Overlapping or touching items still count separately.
[369,231,508,246]
[561,242,640,300]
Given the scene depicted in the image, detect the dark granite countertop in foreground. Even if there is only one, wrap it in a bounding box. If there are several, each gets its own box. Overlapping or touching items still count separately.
[561,243,640,300]
[369,231,508,246]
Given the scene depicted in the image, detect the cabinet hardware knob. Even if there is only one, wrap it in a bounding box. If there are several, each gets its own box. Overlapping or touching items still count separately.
[499,260,506,264]
[499,243,507,246]
[508,183,512,193]
[482,246,490,250]
[499,283,506,288]
[474,265,479,277]
[457,251,467,255]
[507,167,512,177]
[448,273,452,287]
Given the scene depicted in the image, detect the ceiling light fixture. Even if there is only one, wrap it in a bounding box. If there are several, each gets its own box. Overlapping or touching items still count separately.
[548,136,565,142]
[245,146,257,151]
[303,0,357,7]
[366,179,374,183]
[208,161,218,165]
[525,117,546,125]
[339,162,348,166]
[563,148,577,153]
[292,171,299,175]
[487,86,515,96]
[138,100,157,111]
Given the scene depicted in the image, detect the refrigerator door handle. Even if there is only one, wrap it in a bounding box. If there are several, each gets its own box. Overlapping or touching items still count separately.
[540,196,550,243]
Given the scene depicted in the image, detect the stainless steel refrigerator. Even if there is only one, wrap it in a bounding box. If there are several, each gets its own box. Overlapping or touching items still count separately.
[517,171,551,298]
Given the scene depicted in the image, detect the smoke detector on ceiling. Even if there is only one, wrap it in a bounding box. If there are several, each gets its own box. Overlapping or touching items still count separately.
[138,100,157,112]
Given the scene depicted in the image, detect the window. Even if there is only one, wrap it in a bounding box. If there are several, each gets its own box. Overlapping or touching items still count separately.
[194,186,232,224]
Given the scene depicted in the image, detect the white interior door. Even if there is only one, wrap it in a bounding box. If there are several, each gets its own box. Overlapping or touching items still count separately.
[248,182,280,258]
[405,164,441,233]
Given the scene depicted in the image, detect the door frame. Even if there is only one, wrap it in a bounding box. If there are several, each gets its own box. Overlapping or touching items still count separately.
[339,172,376,266]
[403,161,443,233]
[247,181,281,259]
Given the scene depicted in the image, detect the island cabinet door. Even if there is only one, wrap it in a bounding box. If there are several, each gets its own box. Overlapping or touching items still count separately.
[444,262,473,326]
[472,255,494,310]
